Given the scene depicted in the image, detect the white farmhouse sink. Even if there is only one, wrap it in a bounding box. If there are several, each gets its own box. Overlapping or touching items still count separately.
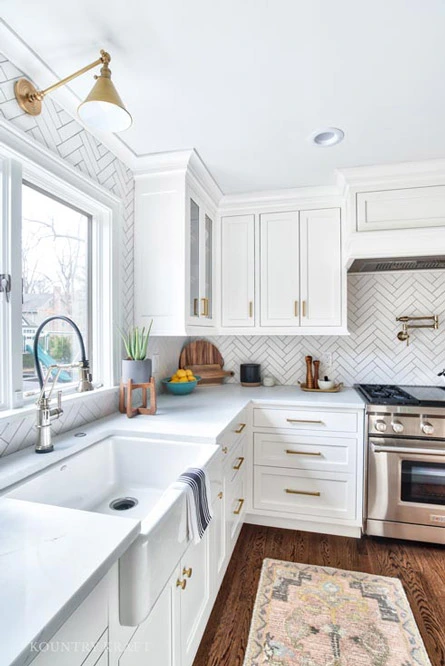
[6,434,220,626]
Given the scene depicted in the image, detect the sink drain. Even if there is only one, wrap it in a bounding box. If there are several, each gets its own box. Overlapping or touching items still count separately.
[109,497,138,511]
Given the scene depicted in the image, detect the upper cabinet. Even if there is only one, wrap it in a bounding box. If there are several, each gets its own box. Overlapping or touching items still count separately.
[186,191,215,327]
[220,207,345,334]
[221,215,255,327]
[260,211,300,327]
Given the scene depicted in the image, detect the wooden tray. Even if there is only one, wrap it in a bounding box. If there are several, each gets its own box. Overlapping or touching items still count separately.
[298,381,343,393]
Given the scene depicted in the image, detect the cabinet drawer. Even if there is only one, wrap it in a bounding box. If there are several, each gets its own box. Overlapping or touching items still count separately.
[225,432,247,483]
[253,407,357,433]
[254,433,356,473]
[254,467,355,520]
[218,410,248,457]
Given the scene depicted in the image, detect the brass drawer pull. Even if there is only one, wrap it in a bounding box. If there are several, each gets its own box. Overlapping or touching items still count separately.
[182,567,193,578]
[233,498,245,515]
[176,578,187,590]
[285,449,322,456]
[294,300,298,317]
[193,298,198,316]
[249,301,253,318]
[285,488,321,497]
[286,418,324,425]
[222,446,228,454]
[201,297,209,317]
[235,423,246,434]
[302,300,307,317]
[233,456,245,470]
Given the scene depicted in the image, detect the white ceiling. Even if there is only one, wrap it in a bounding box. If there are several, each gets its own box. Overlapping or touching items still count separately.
[1,0,445,194]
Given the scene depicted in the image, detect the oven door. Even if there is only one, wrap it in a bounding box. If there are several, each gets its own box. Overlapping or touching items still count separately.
[368,438,445,527]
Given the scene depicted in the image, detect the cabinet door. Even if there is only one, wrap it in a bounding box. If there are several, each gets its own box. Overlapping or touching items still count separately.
[199,211,214,325]
[188,197,201,321]
[211,484,226,589]
[226,472,247,555]
[221,215,255,327]
[180,531,211,666]
[300,208,342,327]
[119,568,180,666]
[260,212,300,326]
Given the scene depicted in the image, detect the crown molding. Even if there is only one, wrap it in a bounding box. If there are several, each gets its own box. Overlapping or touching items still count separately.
[336,158,445,192]
[219,184,343,214]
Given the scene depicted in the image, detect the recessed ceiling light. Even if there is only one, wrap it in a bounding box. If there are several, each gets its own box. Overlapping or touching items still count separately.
[309,127,344,147]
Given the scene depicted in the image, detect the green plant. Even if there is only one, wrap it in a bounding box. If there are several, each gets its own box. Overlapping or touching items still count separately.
[119,321,153,360]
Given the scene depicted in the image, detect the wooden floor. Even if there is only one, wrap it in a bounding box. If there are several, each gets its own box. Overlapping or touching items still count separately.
[194,524,445,666]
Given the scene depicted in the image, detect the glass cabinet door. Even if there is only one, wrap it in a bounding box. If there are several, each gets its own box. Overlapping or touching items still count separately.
[203,214,213,319]
[189,199,200,318]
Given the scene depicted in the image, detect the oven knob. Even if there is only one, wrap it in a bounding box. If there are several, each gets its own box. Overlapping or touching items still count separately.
[392,420,404,434]
[375,419,387,433]
[421,421,434,435]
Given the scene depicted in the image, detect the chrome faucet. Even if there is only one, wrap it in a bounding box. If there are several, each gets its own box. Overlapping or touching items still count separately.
[33,316,93,453]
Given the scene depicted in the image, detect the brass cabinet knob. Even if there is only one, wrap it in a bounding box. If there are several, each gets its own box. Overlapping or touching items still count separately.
[217,491,223,499]
[176,578,187,590]
[182,567,193,578]
[222,446,228,454]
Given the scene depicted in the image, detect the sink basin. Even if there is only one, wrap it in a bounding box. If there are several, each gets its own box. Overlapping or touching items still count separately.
[5,434,220,626]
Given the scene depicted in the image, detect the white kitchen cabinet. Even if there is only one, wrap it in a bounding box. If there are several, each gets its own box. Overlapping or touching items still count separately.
[260,211,300,327]
[300,208,342,327]
[186,189,216,327]
[356,184,445,232]
[221,214,255,327]
[212,481,226,587]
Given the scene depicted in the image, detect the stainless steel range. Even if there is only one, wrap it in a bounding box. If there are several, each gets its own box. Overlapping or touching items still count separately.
[355,384,445,544]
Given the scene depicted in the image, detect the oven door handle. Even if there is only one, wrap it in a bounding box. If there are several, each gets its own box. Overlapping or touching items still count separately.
[372,444,445,456]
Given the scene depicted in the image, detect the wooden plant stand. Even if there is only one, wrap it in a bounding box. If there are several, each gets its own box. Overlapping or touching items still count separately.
[119,378,157,418]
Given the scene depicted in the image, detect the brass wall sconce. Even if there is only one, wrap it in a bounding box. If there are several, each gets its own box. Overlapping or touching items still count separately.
[14,49,132,133]
[396,315,439,346]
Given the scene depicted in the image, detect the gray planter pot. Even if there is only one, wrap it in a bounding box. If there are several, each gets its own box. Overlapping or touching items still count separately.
[121,358,152,384]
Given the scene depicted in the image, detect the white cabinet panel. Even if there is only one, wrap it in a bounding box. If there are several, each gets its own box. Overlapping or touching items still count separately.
[300,208,342,327]
[260,211,300,326]
[356,185,445,231]
[180,531,211,666]
[253,407,358,433]
[212,484,226,586]
[221,215,255,327]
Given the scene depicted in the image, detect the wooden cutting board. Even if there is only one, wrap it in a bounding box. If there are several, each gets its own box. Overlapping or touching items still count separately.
[179,340,234,385]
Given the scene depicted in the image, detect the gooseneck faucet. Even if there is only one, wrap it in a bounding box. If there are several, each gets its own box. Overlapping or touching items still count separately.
[33,315,93,453]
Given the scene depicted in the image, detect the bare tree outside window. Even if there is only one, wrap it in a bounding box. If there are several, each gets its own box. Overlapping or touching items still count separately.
[22,183,90,394]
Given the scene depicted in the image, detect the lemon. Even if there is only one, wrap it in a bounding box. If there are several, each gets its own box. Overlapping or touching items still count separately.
[185,369,193,376]
[178,377,188,383]
[177,369,187,378]
[189,376,197,382]
[170,377,178,383]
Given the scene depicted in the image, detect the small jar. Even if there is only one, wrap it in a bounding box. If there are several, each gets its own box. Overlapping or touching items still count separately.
[263,375,275,387]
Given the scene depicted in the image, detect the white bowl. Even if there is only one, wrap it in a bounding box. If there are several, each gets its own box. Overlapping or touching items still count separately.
[318,379,335,390]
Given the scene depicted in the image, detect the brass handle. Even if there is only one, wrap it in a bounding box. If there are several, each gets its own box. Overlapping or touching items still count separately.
[233,498,245,515]
[222,446,228,454]
[249,301,253,318]
[233,456,245,470]
[285,489,320,497]
[302,300,307,317]
[176,579,187,590]
[201,297,209,316]
[286,418,324,424]
[182,567,193,578]
[235,423,246,434]
[193,298,198,316]
[294,300,298,317]
[285,449,322,456]
[217,491,223,499]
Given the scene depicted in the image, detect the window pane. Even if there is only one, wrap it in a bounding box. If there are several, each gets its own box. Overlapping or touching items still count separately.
[22,183,90,395]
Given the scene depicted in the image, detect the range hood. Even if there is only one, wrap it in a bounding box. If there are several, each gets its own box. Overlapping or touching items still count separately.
[348,255,445,274]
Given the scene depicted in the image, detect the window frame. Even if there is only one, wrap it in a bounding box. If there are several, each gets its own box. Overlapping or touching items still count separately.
[0,118,123,411]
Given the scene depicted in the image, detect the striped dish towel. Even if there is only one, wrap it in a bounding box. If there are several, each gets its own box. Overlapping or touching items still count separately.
[174,468,214,544]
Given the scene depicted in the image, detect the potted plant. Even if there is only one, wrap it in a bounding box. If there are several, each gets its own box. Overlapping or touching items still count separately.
[120,321,153,384]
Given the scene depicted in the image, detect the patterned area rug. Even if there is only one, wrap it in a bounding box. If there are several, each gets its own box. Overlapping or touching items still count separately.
[244,558,431,666]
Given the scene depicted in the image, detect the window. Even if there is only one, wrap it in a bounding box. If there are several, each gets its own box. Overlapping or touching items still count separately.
[22,183,91,396]
[0,138,121,411]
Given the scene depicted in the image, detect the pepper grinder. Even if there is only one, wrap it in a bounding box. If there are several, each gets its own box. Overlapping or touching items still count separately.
[313,360,320,389]
[305,355,314,388]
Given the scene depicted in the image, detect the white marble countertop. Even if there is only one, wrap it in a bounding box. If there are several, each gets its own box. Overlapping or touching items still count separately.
[0,383,365,666]
[0,498,139,666]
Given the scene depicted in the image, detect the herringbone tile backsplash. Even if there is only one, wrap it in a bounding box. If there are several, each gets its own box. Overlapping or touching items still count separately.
[200,271,445,387]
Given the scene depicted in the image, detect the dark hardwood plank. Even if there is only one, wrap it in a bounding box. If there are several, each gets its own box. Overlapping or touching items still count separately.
[193,525,445,666]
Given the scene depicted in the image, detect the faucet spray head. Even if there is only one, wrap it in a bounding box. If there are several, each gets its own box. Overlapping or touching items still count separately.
[78,362,94,392]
